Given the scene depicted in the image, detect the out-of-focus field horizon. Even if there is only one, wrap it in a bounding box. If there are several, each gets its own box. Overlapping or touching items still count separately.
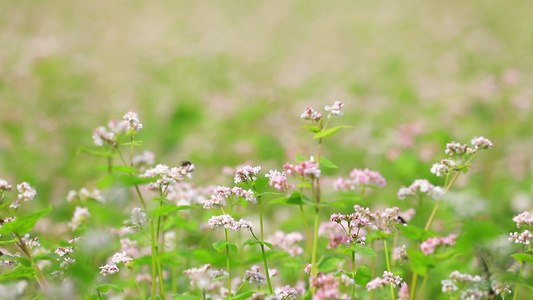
[0,0,532,217]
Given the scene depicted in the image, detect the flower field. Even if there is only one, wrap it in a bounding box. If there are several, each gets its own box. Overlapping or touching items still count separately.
[1,1,533,299]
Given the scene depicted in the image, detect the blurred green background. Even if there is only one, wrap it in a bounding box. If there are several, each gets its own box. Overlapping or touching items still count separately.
[1,0,531,207]
[1,0,533,297]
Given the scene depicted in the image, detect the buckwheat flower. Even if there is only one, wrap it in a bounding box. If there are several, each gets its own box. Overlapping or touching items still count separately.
[420,234,457,255]
[304,264,312,275]
[21,234,40,249]
[183,264,228,290]
[0,179,12,191]
[327,234,352,249]
[234,219,253,231]
[99,264,119,276]
[243,266,267,285]
[132,150,156,167]
[284,158,321,179]
[232,187,257,203]
[107,119,128,134]
[112,251,133,266]
[275,286,301,300]
[471,137,493,150]
[441,279,458,293]
[398,283,409,300]
[54,247,74,257]
[59,257,76,269]
[267,231,304,256]
[460,288,483,300]
[68,236,84,244]
[349,168,387,187]
[92,126,115,146]
[301,106,323,121]
[383,271,404,286]
[141,164,170,178]
[445,142,470,156]
[509,230,533,245]
[372,207,403,234]
[123,110,143,132]
[68,206,90,230]
[17,182,37,202]
[366,277,387,291]
[491,280,511,295]
[123,208,146,233]
[51,270,64,280]
[449,271,482,283]
[512,211,533,228]
[393,245,409,261]
[234,165,262,184]
[310,273,340,299]
[324,101,344,117]
[265,170,294,192]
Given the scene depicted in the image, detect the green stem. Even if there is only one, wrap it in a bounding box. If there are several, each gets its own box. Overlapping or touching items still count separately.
[351,248,356,300]
[410,273,418,300]
[225,228,232,297]
[513,262,525,300]
[417,275,429,300]
[16,237,48,290]
[383,240,395,300]
[299,204,313,251]
[258,197,274,294]
[424,170,460,231]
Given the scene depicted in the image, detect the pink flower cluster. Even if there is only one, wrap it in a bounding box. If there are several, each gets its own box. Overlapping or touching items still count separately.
[267,231,304,257]
[0,179,12,191]
[512,211,533,228]
[509,230,532,245]
[275,285,304,300]
[397,179,444,200]
[430,159,459,177]
[265,170,294,192]
[208,214,253,231]
[243,266,267,285]
[93,111,143,146]
[140,163,195,189]
[366,271,403,291]
[420,234,458,255]
[309,273,340,300]
[324,101,344,117]
[99,264,119,276]
[233,165,262,184]
[183,264,228,290]
[301,106,323,121]
[10,182,37,209]
[203,186,256,209]
[333,168,386,191]
[283,159,321,178]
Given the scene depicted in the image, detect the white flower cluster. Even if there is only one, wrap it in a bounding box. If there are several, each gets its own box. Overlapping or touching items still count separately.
[141,163,195,190]
[208,214,253,231]
[397,179,444,200]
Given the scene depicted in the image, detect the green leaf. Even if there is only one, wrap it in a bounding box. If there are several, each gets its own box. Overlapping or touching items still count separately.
[242,239,273,249]
[0,238,17,245]
[318,255,344,273]
[313,126,352,139]
[254,177,270,193]
[296,153,307,162]
[0,206,52,236]
[354,265,372,286]
[96,284,124,293]
[407,249,435,276]
[512,253,533,264]
[357,247,377,257]
[0,255,30,267]
[397,224,434,241]
[33,253,60,261]
[148,205,197,218]
[213,241,238,253]
[0,265,34,279]
[230,291,255,300]
[96,174,155,189]
[302,125,321,133]
[94,166,139,174]
[319,157,338,169]
[77,147,115,158]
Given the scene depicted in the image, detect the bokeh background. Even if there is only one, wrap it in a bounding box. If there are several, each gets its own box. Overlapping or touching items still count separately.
[1,0,532,296]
